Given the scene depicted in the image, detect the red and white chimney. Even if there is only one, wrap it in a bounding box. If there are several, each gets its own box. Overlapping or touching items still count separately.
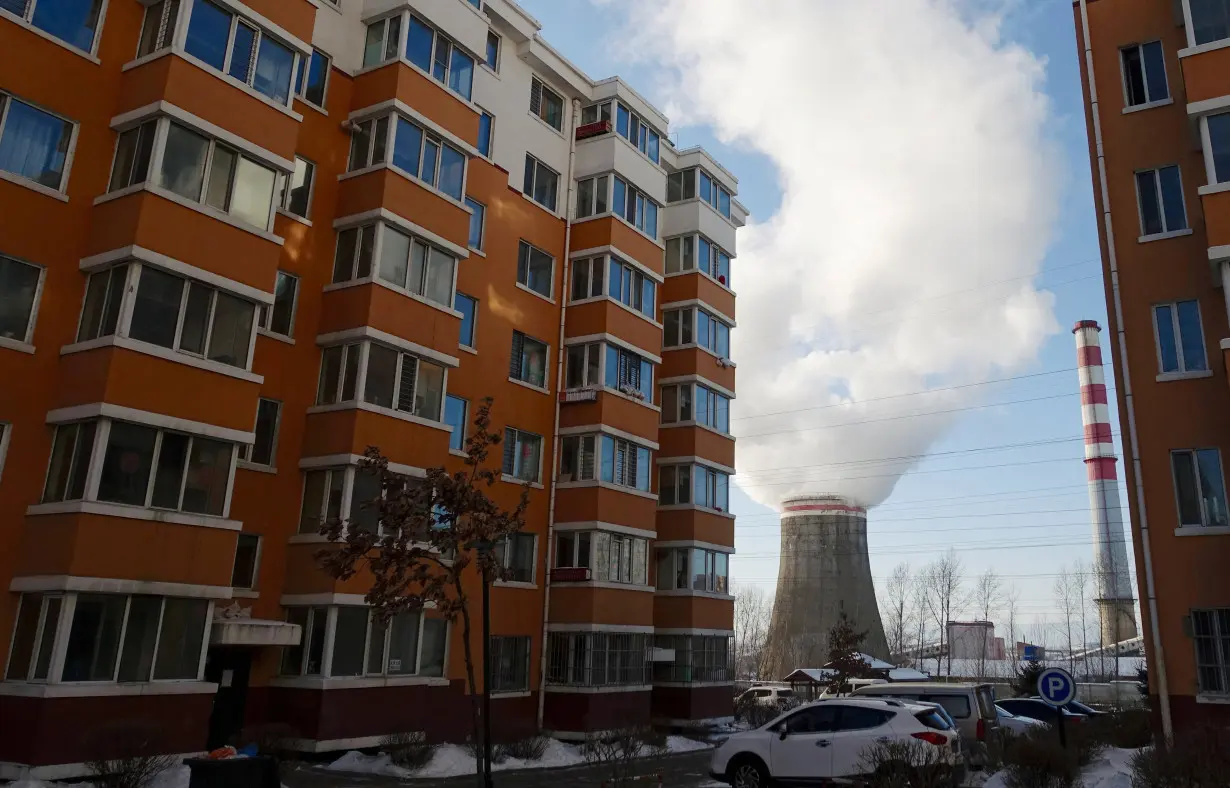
[1074,320,1138,646]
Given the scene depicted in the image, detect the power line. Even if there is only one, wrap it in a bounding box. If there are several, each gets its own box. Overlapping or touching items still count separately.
[734,513,1100,530]
[728,488,1102,520]
[738,456,1091,488]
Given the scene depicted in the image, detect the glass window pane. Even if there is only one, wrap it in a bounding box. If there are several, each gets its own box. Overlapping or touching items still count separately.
[1173,452,1202,526]
[150,431,189,509]
[419,618,446,676]
[1176,301,1207,372]
[304,49,329,106]
[202,145,235,212]
[363,19,386,67]
[367,617,387,674]
[285,157,313,217]
[183,0,231,71]
[228,23,256,83]
[117,595,162,682]
[154,598,208,679]
[357,224,376,279]
[388,612,420,675]
[364,344,398,409]
[0,256,40,342]
[159,124,210,201]
[425,248,454,306]
[1191,0,1230,45]
[0,99,71,189]
[181,436,232,515]
[1208,112,1230,184]
[177,283,211,355]
[1197,449,1228,526]
[449,48,474,100]
[393,118,423,177]
[62,594,126,682]
[207,292,254,368]
[305,607,327,675]
[384,14,401,61]
[1155,305,1179,373]
[254,36,294,104]
[456,292,476,347]
[230,158,275,228]
[281,608,308,674]
[269,272,297,336]
[331,608,369,677]
[5,594,42,681]
[407,16,432,70]
[317,345,342,404]
[299,470,326,533]
[445,395,467,452]
[98,422,157,506]
[438,145,464,200]
[415,361,445,420]
[477,112,492,158]
[232,533,260,587]
[249,398,280,466]
[378,227,411,288]
[466,198,484,250]
[31,0,104,52]
[348,120,372,172]
[341,344,360,401]
[1141,42,1168,102]
[333,228,358,282]
[1158,166,1186,232]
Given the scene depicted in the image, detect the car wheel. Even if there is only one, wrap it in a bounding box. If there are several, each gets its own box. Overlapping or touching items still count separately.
[728,755,771,788]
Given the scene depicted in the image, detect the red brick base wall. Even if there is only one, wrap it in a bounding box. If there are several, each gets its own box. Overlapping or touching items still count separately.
[542,689,652,734]
[0,692,214,767]
[1157,694,1230,733]
[651,684,734,722]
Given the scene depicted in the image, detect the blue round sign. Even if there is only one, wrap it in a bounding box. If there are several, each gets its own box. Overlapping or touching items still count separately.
[1036,667,1076,707]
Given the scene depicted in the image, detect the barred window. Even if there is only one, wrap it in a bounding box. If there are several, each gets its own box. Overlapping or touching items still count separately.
[546,632,649,687]
[490,636,531,693]
[652,635,731,684]
[1192,608,1230,694]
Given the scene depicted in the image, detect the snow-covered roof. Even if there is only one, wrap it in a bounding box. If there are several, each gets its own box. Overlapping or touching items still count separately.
[888,667,929,681]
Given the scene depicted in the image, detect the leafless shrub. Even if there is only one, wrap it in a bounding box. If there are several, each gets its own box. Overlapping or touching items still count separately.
[501,733,550,761]
[1129,726,1230,788]
[999,725,1092,788]
[583,727,666,784]
[84,720,177,788]
[859,738,958,788]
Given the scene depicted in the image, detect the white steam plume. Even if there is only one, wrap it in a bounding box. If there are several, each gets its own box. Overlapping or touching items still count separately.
[611,0,1062,509]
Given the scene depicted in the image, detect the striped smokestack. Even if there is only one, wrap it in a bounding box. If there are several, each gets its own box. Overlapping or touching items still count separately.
[1074,320,1138,645]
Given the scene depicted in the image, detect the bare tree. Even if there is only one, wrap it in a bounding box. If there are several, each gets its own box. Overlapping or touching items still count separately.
[972,568,1003,680]
[880,562,913,664]
[923,550,968,677]
[1053,564,1080,674]
[1072,560,1093,679]
[910,571,931,672]
[732,584,772,679]
[316,399,529,779]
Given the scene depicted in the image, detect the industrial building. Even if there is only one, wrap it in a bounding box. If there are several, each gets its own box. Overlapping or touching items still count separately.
[760,495,890,680]
[1074,0,1230,737]
[0,0,744,775]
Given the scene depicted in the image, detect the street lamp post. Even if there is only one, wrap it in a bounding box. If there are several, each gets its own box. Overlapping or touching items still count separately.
[469,539,495,788]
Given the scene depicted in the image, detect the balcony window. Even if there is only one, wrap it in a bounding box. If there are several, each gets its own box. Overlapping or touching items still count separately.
[697,308,731,358]
[156,122,278,230]
[1154,300,1207,374]
[490,637,530,693]
[502,428,542,483]
[570,257,604,302]
[663,383,730,433]
[42,421,96,503]
[555,531,592,569]
[258,270,299,338]
[523,155,559,211]
[281,607,447,678]
[546,632,649,687]
[660,383,692,425]
[576,175,610,220]
[1189,0,1230,46]
[402,14,473,100]
[77,266,126,343]
[185,0,296,105]
[0,254,42,343]
[477,112,493,157]
[280,156,315,218]
[604,345,653,401]
[485,31,499,70]
[1135,165,1186,237]
[465,197,485,249]
[127,266,256,368]
[599,435,651,491]
[3,0,103,53]
[231,533,260,589]
[1206,112,1230,184]
[614,102,660,163]
[362,14,401,68]
[109,121,156,192]
[667,235,732,286]
[100,421,234,515]
[595,532,647,584]
[664,306,731,358]
[376,225,456,307]
[242,398,281,467]
[4,593,62,681]
[137,0,179,57]
[1121,42,1168,107]
[564,342,601,390]
[653,635,731,683]
[295,48,331,107]
[495,532,536,583]
[350,115,465,200]
[456,292,477,348]
[698,169,733,219]
[361,343,447,420]
[517,240,554,297]
[656,548,728,593]
[509,330,548,388]
[612,176,658,238]
[660,463,729,511]
[445,395,468,452]
[559,435,597,482]
[529,78,563,132]
[1192,608,1230,694]
[0,93,74,192]
[666,169,696,203]
[1172,448,1229,527]
[298,468,345,533]
[581,101,612,126]
[608,257,655,318]
[332,224,376,283]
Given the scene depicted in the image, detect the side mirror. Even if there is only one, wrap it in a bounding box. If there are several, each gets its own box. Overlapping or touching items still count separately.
[779,729,789,741]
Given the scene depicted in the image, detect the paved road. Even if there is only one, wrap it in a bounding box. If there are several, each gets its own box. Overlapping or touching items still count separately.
[281,750,720,788]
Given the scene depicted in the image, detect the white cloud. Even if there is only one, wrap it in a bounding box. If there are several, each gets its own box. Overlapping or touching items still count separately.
[611,0,1062,509]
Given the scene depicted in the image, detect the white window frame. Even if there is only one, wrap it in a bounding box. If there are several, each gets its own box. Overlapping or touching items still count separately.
[186,0,300,109]
[575,174,610,220]
[1199,112,1230,186]
[0,253,46,346]
[496,532,538,584]
[464,197,486,251]
[1119,41,1170,108]
[529,77,564,132]
[0,420,10,484]
[523,154,559,212]
[1133,165,1188,237]
[1181,0,1230,48]
[570,257,606,303]
[0,91,80,195]
[564,342,602,390]
[241,397,282,466]
[1152,300,1208,374]
[516,240,555,298]
[503,427,543,483]
[362,13,404,68]
[280,155,316,218]
[2,0,110,56]
[317,340,449,422]
[231,532,262,589]
[296,46,332,108]
[258,270,299,338]
[1171,448,1229,527]
[455,291,478,349]
[559,434,598,482]
[136,0,181,58]
[332,221,459,310]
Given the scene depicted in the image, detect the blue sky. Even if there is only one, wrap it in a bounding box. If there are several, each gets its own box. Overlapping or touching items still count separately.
[518,0,1127,631]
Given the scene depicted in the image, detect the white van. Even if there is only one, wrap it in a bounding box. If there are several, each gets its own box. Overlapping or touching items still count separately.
[736,685,796,707]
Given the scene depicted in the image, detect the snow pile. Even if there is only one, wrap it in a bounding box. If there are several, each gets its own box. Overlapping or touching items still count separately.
[982,748,1138,788]
[8,764,192,788]
[326,734,716,779]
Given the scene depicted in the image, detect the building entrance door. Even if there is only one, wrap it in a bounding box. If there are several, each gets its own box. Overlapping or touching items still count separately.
[204,647,252,749]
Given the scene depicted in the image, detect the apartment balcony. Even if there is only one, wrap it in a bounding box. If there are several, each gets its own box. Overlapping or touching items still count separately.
[53,344,261,435]
[318,285,463,360]
[243,0,318,43]
[1200,186,1230,251]
[655,507,735,546]
[558,386,660,440]
[546,584,654,627]
[89,190,281,293]
[564,300,662,357]
[14,508,239,590]
[300,406,453,467]
[336,167,472,253]
[658,424,735,469]
[1179,45,1230,107]
[555,483,659,530]
[118,53,300,161]
[575,132,667,207]
[661,200,738,260]
[661,272,735,323]
[653,594,734,631]
[351,62,481,150]
[571,217,665,275]
[660,347,735,392]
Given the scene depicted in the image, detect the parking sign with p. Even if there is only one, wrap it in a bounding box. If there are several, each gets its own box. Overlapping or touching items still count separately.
[1037,666,1076,707]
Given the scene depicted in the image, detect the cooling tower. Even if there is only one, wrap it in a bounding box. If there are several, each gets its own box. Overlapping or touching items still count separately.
[1074,320,1138,645]
[760,495,890,680]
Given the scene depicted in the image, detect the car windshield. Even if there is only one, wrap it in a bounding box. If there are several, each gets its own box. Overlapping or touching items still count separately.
[996,706,1012,718]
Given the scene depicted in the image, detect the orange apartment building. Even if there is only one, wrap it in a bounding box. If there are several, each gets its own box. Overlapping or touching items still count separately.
[0,0,746,776]
[1074,0,1230,736]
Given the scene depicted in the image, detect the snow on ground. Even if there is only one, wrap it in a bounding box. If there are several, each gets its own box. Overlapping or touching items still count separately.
[981,748,1138,788]
[7,764,192,788]
[325,735,715,780]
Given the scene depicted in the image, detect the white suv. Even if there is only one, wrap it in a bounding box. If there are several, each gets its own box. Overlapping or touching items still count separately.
[709,698,963,787]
